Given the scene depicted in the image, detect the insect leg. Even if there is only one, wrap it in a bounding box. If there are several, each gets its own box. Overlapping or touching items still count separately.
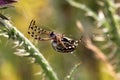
[28,20,53,41]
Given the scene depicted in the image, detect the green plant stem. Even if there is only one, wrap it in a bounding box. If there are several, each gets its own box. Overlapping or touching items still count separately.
[67,0,98,20]
[67,0,120,50]
[104,0,120,47]
[0,19,59,80]
[65,63,81,80]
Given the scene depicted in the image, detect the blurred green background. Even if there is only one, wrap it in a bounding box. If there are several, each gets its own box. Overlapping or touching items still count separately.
[0,0,120,80]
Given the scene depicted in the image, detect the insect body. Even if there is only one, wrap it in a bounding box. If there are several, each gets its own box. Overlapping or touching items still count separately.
[52,37,79,53]
[28,20,79,53]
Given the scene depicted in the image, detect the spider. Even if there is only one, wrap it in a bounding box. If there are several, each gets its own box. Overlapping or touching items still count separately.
[28,20,79,53]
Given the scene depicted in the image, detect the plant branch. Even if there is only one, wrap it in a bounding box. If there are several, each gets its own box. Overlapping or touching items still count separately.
[67,0,98,20]
[104,0,120,47]
[0,18,59,80]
